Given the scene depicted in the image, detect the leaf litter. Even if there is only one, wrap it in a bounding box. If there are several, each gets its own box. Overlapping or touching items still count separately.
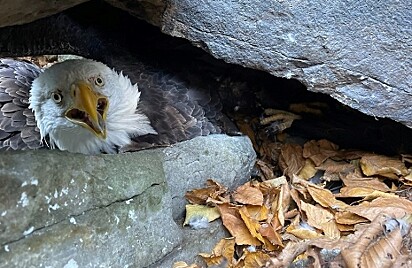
[175,110,412,268]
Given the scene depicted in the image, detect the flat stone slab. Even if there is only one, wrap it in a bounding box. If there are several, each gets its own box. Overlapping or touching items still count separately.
[0,134,256,267]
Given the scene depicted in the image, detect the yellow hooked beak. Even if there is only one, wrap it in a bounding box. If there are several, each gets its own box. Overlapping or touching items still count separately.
[64,81,109,139]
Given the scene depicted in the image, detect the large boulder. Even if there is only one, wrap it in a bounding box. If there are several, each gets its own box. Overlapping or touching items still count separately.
[0,0,87,27]
[130,0,411,128]
[0,135,256,267]
[0,0,410,127]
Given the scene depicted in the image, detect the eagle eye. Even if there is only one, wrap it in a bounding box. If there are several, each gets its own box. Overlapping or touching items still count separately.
[94,76,104,87]
[51,92,63,104]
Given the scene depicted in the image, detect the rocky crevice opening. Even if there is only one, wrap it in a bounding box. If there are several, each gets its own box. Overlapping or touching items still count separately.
[0,0,411,266]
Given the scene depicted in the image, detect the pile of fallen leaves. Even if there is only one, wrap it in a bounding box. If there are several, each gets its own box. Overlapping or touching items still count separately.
[175,138,412,268]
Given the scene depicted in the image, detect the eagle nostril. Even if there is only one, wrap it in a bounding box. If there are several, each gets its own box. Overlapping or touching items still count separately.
[97,98,108,116]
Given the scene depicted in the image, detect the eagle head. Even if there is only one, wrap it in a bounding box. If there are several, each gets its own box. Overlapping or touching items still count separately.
[29,59,157,154]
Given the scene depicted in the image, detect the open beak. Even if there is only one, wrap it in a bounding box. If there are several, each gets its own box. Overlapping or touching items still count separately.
[65,81,109,139]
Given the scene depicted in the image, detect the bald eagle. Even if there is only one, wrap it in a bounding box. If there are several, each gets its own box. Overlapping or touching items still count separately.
[0,58,222,154]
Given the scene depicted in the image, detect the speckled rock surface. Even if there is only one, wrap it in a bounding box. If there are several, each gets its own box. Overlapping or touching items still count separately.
[164,135,255,219]
[0,149,180,267]
[0,0,88,27]
[115,0,412,128]
[1,0,411,128]
[0,135,256,267]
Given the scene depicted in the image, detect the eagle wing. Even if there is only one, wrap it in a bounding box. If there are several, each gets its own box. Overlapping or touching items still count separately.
[0,59,42,150]
[115,62,223,149]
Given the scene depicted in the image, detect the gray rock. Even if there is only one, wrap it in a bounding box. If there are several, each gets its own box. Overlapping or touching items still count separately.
[0,149,181,267]
[0,134,256,267]
[1,0,411,128]
[0,0,88,27]
[152,219,230,268]
[116,0,412,128]
[164,135,255,219]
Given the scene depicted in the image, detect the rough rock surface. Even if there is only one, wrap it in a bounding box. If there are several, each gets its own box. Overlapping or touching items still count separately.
[164,135,254,219]
[0,0,410,128]
[0,0,88,27]
[136,0,411,128]
[0,135,255,267]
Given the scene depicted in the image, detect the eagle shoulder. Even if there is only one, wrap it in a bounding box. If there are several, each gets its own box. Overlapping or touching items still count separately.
[0,59,42,150]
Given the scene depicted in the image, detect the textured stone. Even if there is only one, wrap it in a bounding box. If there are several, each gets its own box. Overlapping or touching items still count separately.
[123,0,412,128]
[0,135,256,267]
[0,0,87,27]
[0,0,410,128]
[152,219,230,268]
[0,149,181,267]
[164,135,255,219]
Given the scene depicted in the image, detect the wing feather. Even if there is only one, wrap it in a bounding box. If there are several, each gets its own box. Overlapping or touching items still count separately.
[128,68,223,146]
[0,58,43,150]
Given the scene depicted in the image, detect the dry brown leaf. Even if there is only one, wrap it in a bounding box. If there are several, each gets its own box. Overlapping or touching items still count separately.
[306,185,348,210]
[245,205,269,222]
[256,159,275,180]
[300,201,340,239]
[298,159,317,180]
[268,183,287,228]
[260,176,288,189]
[289,188,304,213]
[360,155,408,179]
[259,223,284,247]
[341,214,404,268]
[338,187,397,199]
[402,171,412,184]
[290,175,311,200]
[336,222,356,232]
[285,208,299,220]
[233,182,264,206]
[322,170,342,182]
[303,140,339,166]
[238,250,272,268]
[319,159,355,171]
[286,215,323,239]
[335,211,369,225]
[185,179,227,205]
[199,238,236,267]
[270,241,311,267]
[236,117,260,152]
[259,141,282,165]
[341,173,391,192]
[238,206,276,250]
[308,236,352,251]
[317,158,356,181]
[183,204,220,226]
[333,150,366,161]
[238,206,266,241]
[279,182,291,226]
[345,197,412,221]
[279,143,305,178]
[217,203,262,246]
[173,261,200,268]
[260,188,280,224]
[258,177,288,226]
